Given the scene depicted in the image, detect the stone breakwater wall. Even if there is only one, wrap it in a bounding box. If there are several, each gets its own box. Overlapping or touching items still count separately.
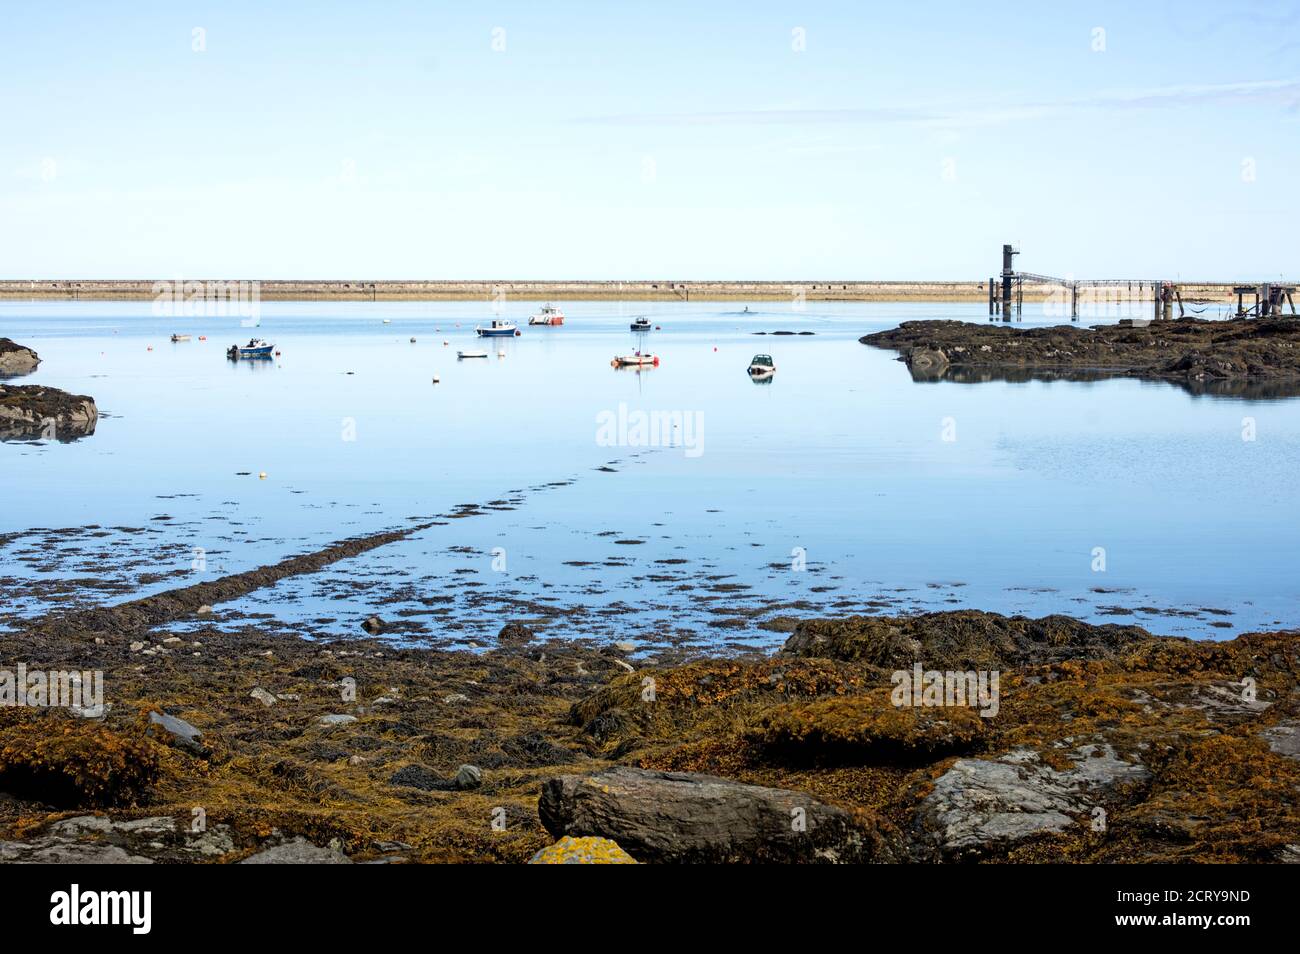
[0,279,1243,303]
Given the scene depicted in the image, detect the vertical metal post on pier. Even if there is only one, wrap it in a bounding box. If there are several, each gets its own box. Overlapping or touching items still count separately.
[1001,244,1017,322]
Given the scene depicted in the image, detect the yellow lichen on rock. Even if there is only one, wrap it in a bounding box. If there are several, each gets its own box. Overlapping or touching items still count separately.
[529,835,637,864]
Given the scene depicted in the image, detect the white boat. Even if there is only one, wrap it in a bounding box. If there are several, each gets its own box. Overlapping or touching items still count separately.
[630,316,652,332]
[457,349,488,359]
[170,334,191,342]
[528,303,565,326]
[612,353,659,367]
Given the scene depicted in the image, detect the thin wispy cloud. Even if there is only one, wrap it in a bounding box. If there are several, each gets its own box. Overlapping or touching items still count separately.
[577,78,1300,129]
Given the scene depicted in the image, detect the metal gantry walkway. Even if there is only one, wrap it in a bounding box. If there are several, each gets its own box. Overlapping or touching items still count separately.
[988,244,1297,321]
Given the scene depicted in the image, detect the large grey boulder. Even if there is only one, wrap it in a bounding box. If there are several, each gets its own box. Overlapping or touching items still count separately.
[1263,719,1300,761]
[538,766,888,863]
[916,744,1149,860]
[239,837,352,864]
[0,814,234,864]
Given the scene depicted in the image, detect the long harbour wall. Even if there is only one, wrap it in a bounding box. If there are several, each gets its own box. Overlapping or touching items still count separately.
[0,279,1251,303]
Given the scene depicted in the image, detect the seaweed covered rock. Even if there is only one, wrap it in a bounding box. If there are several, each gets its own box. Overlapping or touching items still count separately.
[538,766,892,863]
[781,610,1157,670]
[529,835,637,864]
[568,656,866,758]
[496,622,536,645]
[861,318,1300,396]
[0,338,40,377]
[749,691,989,765]
[0,713,160,808]
[0,383,97,440]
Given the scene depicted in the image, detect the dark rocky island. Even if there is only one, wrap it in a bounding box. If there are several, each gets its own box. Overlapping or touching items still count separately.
[0,338,40,377]
[0,383,98,441]
[0,339,97,440]
[862,317,1300,398]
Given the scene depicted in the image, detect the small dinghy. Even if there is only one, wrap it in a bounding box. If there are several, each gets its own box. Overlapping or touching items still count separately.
[170,334,191,342]
[630,316,652,332]
[528,303,565,326]
[612,352,659,368]
[227,338,275,359]
[747,354,775,378]
[476,320,519,338]
[457,349,488,359]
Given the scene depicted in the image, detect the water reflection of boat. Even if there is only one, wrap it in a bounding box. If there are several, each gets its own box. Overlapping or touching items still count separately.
[528,303,565,326]
[227,339,274,359]
[630,316,652,332]
[747,354,775,379]
[476,320,519,337]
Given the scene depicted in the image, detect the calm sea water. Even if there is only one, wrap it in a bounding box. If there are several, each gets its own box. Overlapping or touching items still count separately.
[2,299,1298,649]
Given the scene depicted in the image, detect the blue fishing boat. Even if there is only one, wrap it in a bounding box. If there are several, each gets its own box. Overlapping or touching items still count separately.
[475,320,519,338]
[227,338,275,359]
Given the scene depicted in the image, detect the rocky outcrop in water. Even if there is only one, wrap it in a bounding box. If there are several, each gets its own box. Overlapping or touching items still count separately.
[861,317,1300,397]
[0,383,98,440]
[781,610,1155,670]
[0,339,40,377]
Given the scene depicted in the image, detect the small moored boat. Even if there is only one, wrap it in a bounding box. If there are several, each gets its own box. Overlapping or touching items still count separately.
[630,316,652,332]
[457,349,488,359]
[612,352,659,368]
[476,320,519,338]
[747,354,775,378]
[170,334,191,343]
[528,303,565,326]
[227,338,275,359]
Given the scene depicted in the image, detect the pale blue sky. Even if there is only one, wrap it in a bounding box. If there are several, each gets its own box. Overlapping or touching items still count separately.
[2,1,1298,279]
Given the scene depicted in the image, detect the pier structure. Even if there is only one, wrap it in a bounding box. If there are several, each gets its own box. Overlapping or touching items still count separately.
[1233,284,1297,318]
[987,244,1298,323]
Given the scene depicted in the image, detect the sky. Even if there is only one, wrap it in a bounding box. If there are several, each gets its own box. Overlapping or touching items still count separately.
[1,0,1298,280]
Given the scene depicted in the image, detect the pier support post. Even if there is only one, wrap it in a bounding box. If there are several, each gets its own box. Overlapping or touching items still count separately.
[1070,284,1078,321]
[1000,244,1016,322]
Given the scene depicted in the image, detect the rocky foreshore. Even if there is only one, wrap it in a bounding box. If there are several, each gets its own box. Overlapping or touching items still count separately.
[862,317,1300,397]
[1,604,1296,864]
